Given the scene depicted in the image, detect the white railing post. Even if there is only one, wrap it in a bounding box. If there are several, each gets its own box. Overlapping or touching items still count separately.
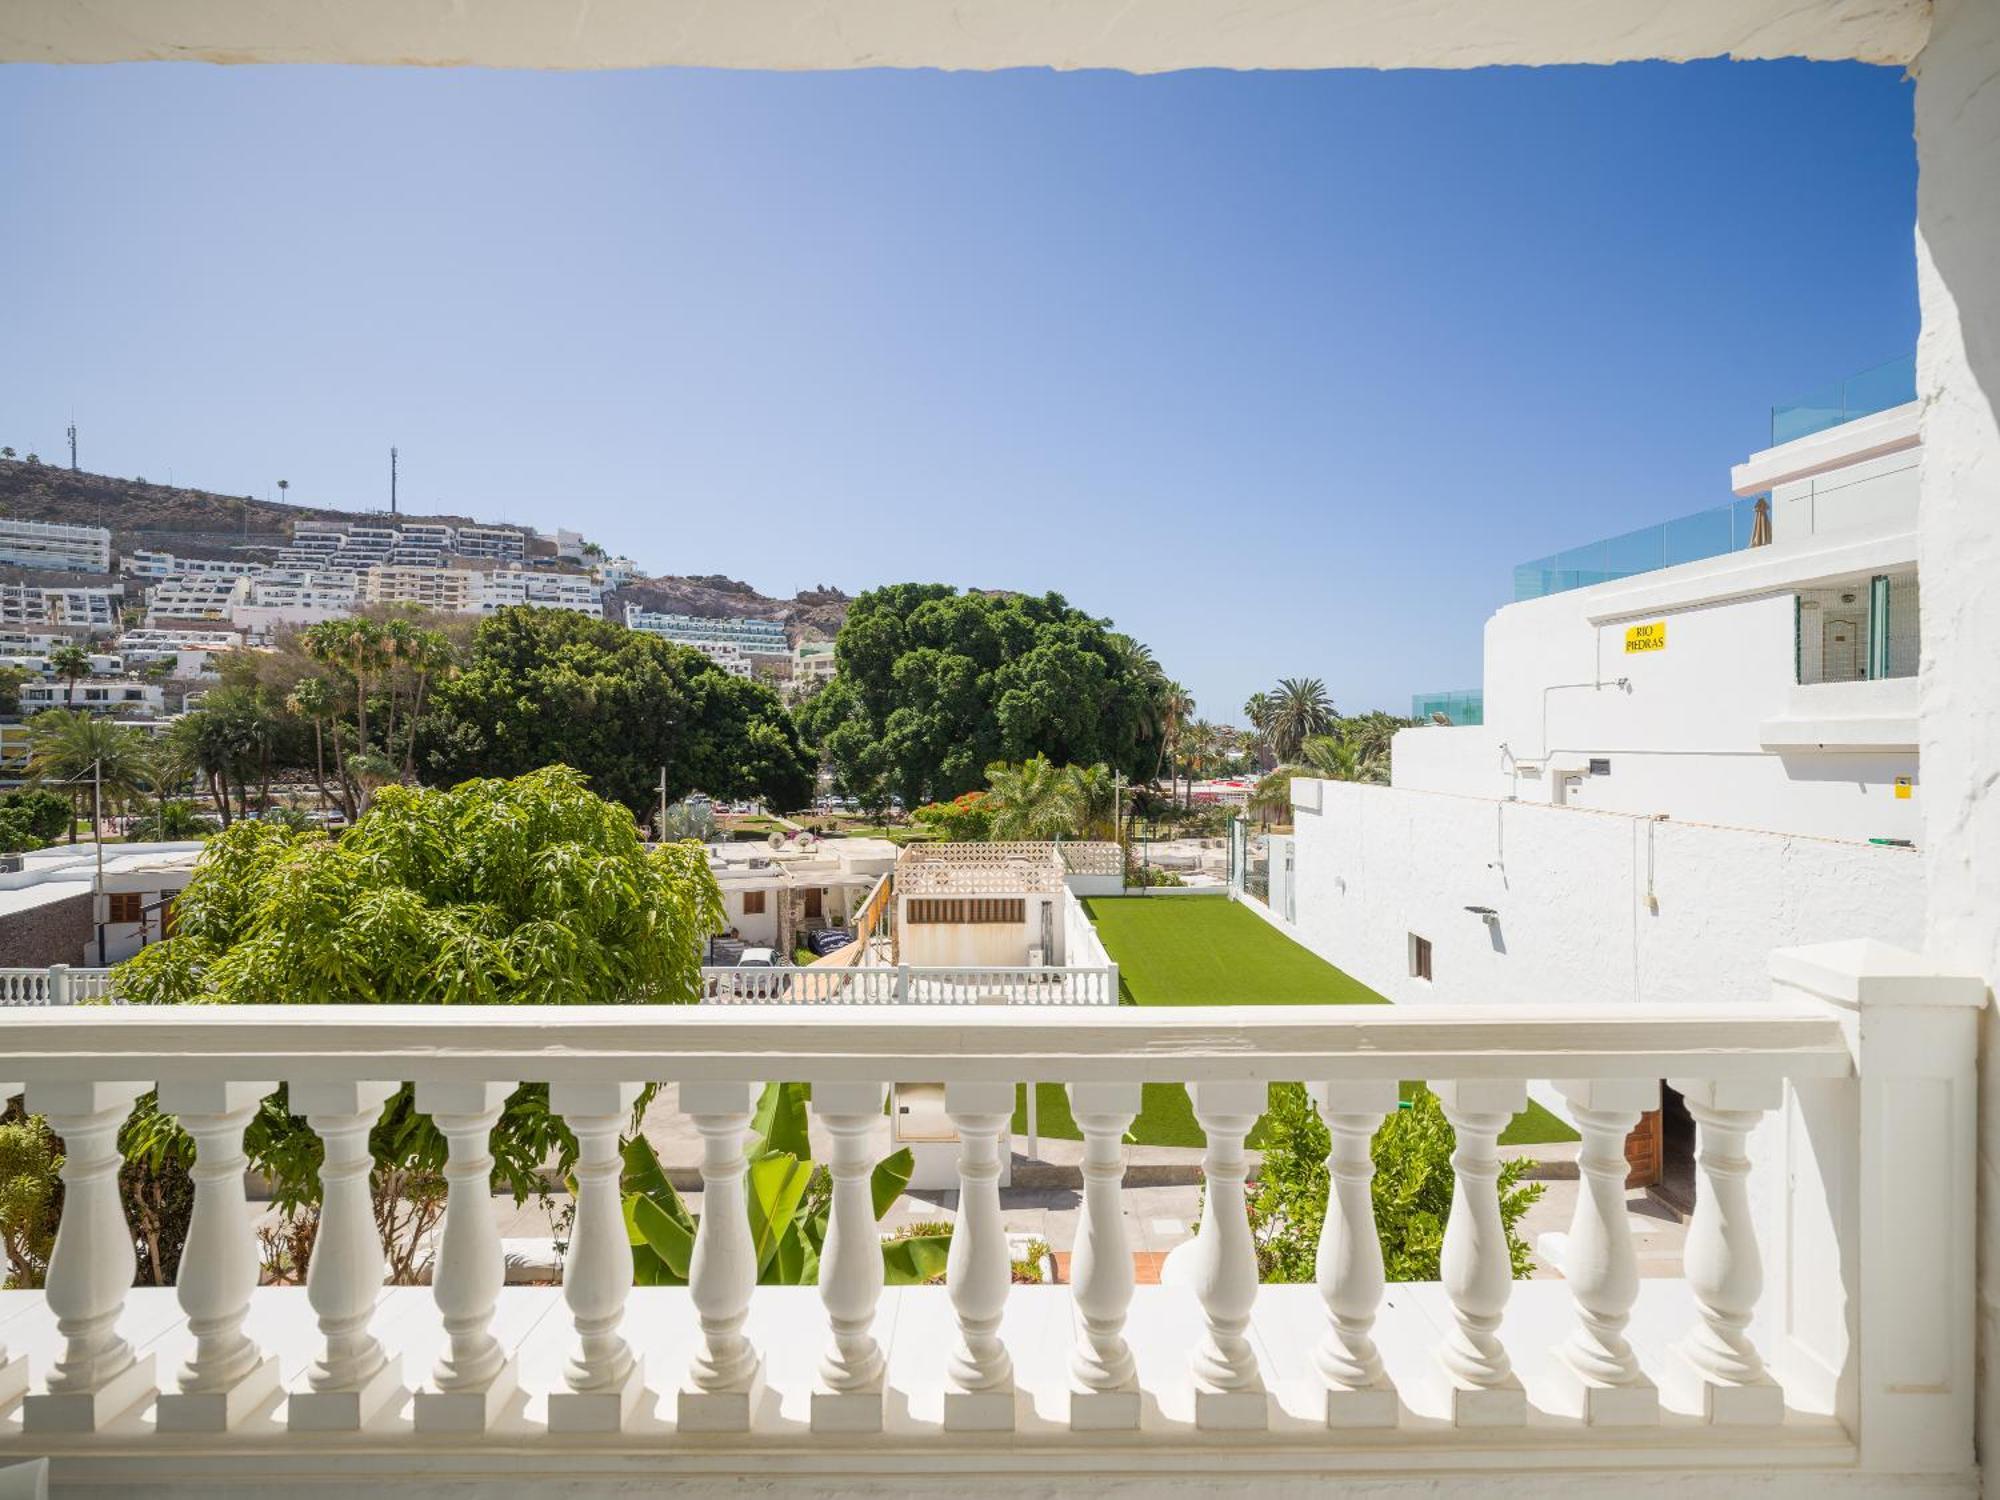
[548,1081,647,1432]
[808,1079,889,1433]
[1663,1078,1783,1424]
[0,1084,21,1412]
[1308,1080,1398,1427]
[22,1081,152,1432]
[680,1080,764,1431]
[1189,1080,1268,1431]
[1066,1081,1140,1430]
[414,1079,517,1432]
[47,964,71,1006]
[943,1081,1016,1431]
[288,1080,401,1432]
[896,964,911,1003]
[155,1080,280,1432]
[1550,1078,1659,1424]
[1434,1080,1527,1427]
[1768,941,1984,1474]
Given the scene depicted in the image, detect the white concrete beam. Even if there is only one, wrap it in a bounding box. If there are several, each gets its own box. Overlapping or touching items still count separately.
[0,0,1929,71]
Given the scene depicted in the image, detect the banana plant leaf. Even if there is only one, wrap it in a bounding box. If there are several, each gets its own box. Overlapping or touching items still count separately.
[746,1150,814,1277]
[881,1231,952,1286]
[870,1146,915,1219]
[621,1134,695,1284]
[750,1081,810,1160]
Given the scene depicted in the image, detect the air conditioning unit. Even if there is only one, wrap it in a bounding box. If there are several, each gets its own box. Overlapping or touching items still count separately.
[0,853,23,874]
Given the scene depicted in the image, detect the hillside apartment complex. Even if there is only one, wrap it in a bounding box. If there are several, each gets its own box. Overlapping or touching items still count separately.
[2,6,1997,1500]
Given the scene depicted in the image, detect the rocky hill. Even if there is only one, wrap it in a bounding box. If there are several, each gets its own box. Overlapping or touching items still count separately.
[0,456,848,637]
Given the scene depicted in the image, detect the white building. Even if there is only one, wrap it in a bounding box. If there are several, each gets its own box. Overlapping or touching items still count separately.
[593,554,645,589]
[454,524,527,561]
[359,564,482,613]
[892,841,1123,968]
[624,606,791,672]
[706,834,898,952]
[0,840,203,966]
[474,565,600,616]
[0,516,111,573]
[0,581,123,632]
[143,576,245,624]
[792,639,837,687]
[121,551,267,581]
[117,627,246,679]
[17,678,166,716]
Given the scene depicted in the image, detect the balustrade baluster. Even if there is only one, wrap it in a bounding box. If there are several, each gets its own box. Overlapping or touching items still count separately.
[0,1085,22,1410]
[156,1080,280,1432]
[808,1080,890,1433]
[1434,1080,1527,1426]
[1664,1078,1784,1423]
[1067,1082,1141,1430]
[1189,1080,1268,1431]
[414,1080,517,1432]
[22,1080,152,1433]
[943,1081,1017,1431]
[548,1082,648,1432]
[1551,1079,1659,1424]
[1308,1080,1399,1427]
[288,1080,402,1431]
[680,1080,764,1431]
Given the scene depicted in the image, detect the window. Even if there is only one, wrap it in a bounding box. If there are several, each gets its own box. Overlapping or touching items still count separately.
[1409,933,1433,982]
[906,898,1026,925]
[106,892,144,924]
[742,890,766,916]
[1797,571,1919,684]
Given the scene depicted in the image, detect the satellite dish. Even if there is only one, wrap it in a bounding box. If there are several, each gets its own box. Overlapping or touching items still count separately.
[767,831,785,850]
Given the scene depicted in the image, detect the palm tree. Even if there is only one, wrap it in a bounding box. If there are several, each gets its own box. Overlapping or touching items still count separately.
[48,643,91,708]
[1065,762,1120,841]
[302,616,385,755]
[984,755,1084,840]
[1154,681,1194,798]
[1267,676,1335,762]
[399,627,456,779]
[288,676,335,811]
[25,711,154,841]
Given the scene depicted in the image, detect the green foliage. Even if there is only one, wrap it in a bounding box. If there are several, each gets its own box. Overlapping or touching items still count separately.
[25,710,156,837]
[0,1106,62,1289]
[117,1094,196,1285]
[0,663,27,716]
[1250,1085,1543,1284]
[796,584,1166,808]
[622,1082,949,1287]
[983,755,1119,841]
[126,798,219,841]
[0,787,73,844]
[417,607,815,816]
[910,790,994,842]
[0,805,46,853]
[117,765,723,1008]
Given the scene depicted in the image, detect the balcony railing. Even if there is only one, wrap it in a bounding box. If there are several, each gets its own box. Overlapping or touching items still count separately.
[0,965,116,1007]
[1513,497,1762,601]
[1770,353,1918,447]
[698,962,1119,1005]
[0,941,1978,1495]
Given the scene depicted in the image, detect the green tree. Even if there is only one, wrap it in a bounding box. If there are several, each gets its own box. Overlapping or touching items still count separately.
[910,790,994,841]
[0,787,71,844]
[1266,677,1335,762]
[1250,1085,1543,1285]
[114,767,727,1277]
[24,710,153,841]
[48,643,92,709]
[417,607,814,816]
[0,662,31,716]
[0,1106,62,1288]
[286,675,336,813]
[984,754,1083,839]
[798,584,1166,808]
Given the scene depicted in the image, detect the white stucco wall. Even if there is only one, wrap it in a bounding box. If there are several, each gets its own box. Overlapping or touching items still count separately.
[1912,0,2000,1477]
[1284,780,1923,1012]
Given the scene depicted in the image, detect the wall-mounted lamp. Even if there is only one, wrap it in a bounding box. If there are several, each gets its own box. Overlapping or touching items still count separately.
[1464,904,1499,928]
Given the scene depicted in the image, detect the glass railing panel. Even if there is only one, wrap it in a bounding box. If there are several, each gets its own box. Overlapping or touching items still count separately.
[1771,353,1916,446]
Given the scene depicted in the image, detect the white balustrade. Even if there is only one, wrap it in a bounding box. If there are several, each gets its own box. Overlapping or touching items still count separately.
[809,1080,890,1433]
[1664,1078,1785,1424]
[1434,1080,1528,1426]
[943,1081,1017,1431]
[1188,1080,1268,1430]
[700,963,1118,1006]
[288,1080,401,1431]
[547,1082,647,1432]
[1308,1080,1398,1427]
[0,1083,21,1414]
[22,1080,152,1433]
[155,1080,280,1432]
[414,1080,517,1432]
[1066,1082,1141,1430]
[1550,1078,1659,1424]
[0,966,1972,1488]
[679,1081,764,1431]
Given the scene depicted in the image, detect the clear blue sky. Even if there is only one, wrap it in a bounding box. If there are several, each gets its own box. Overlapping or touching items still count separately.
[0,61,1915,722]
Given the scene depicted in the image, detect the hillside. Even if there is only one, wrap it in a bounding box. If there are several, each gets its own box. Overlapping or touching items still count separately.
[0,456,848,636]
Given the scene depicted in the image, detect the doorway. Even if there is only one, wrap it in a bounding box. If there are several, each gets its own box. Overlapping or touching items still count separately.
[1655,1084,1697,1216]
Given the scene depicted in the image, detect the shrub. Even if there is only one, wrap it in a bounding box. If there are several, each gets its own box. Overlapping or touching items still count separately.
[0,1105,62,1289]
[1250,1084,1543,1284]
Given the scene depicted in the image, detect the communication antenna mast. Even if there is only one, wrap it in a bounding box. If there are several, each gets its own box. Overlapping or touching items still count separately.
[390,446,399,516]
[66,420,77,471]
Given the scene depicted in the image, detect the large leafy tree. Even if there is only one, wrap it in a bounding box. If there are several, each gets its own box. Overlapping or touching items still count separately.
[416,607,816,815]
[797,584,1165,808]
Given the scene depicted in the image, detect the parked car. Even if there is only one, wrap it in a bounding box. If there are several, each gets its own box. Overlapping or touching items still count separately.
[726,946,792,998]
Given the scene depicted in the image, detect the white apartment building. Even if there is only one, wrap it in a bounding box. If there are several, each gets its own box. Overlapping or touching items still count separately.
[117,627,245,678]
[143,576,244,623]
[593,554,644,589]
[17,678,165,716]
[358,564,481,613]
[454,524,527,561]
[0,581,123,632]
[624,605,790,663]
[706,835,898,952]
[0,516,112,573]
[121,551,267,581]
[792,639,837,687]
[475,565,600,615]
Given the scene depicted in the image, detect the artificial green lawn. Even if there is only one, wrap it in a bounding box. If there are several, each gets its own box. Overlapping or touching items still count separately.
[1009,895,1578,1149]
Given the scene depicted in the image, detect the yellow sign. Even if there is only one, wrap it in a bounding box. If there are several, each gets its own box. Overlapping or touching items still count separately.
[1624,621,1668,654]
[1895,776,1913,800]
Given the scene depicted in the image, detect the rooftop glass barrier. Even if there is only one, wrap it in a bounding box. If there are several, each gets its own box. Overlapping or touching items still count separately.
[1770,353,1916,447]
[1411,689,1483,725]
[1513,496,1762,601]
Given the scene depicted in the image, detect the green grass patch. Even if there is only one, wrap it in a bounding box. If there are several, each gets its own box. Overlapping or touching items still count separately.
[1081,894,1384,1006]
